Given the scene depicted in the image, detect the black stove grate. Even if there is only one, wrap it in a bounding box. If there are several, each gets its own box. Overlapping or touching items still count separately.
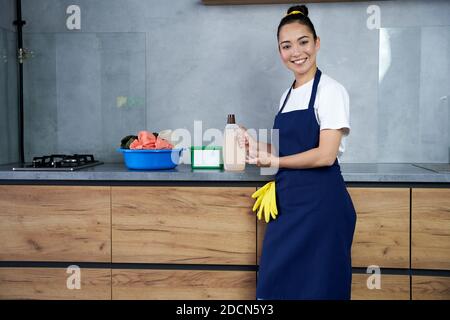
[12,154,103,171]
[31,154,96,168]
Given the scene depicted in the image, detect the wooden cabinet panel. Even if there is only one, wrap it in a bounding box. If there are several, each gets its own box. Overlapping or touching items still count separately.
[412,189,450,270]
[349,188,410,268]
[112,187,256,265]
[0,268,111,300]
[412,276,450,300]
[112,269,255,300]
[257,221,266,265]
[0,186,111,262]
[351,274,410,300]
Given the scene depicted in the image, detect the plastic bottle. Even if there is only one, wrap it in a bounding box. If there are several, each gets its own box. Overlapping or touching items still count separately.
[223,114,246,171]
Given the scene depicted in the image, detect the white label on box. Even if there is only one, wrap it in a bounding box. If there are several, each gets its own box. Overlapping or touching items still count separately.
[193,150,221,167]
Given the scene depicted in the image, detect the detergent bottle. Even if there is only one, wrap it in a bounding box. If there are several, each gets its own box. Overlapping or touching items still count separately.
[223,114,246,171]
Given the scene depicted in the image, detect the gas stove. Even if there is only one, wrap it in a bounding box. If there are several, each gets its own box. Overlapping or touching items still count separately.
[12,154,103,171]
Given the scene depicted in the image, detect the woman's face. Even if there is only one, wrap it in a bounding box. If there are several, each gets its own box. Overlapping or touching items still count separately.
[278,22,320,76]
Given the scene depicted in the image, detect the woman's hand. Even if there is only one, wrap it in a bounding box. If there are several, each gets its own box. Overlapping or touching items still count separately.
[237,125,279,167]
[247,149,279,168]
[237,125,257,158]
[237,125,251,149]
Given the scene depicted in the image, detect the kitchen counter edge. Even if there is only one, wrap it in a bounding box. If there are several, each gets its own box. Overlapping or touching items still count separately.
[0,163,449,184]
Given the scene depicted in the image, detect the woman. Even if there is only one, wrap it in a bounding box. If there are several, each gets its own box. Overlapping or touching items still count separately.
[240,5,357,300]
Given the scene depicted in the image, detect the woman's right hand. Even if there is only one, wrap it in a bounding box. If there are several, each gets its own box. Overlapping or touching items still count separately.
[237,125,259,161]
[237,125,250,149]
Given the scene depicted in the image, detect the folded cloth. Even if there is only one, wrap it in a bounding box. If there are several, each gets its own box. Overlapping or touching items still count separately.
[139,130,156,148]
[129,138,143,149]
[155,137,173,149]
[129,130,173,150]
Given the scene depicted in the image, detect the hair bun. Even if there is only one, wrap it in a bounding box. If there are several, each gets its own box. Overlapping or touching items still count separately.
[287,5,308,17]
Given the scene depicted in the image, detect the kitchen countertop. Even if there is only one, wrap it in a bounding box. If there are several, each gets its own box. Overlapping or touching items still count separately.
[0,163,449,183]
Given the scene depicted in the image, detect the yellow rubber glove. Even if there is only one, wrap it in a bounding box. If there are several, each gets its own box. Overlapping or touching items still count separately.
[251,181,278,223]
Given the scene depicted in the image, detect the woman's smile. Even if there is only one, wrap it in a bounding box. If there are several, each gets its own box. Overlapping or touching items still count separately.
[291,57,308,65]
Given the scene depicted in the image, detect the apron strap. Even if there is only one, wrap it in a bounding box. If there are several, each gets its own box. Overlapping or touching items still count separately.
[278,68,322,115]
[307,68,321,110]
[278,82,294,114]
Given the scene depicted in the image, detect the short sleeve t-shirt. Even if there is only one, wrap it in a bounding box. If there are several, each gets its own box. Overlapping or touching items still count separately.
[278,73,350,159]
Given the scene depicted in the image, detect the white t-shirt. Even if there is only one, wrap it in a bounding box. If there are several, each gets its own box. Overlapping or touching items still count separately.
[278,73,350,159]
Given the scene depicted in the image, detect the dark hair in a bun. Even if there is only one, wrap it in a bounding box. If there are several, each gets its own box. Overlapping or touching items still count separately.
[288,5,308,17]
[277,5,317,41]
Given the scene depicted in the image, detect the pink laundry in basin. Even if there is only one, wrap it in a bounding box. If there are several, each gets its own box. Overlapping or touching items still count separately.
[130,131,173,150]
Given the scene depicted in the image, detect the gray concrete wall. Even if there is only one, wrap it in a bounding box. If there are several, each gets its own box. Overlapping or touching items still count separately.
[0,0,15,31]
[0,0,18,165]
[19,0,450,163]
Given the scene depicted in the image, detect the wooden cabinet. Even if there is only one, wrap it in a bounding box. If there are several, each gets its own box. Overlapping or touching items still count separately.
[349,188,410,269]
[112,187,256,265]
[351,274,410,300]
[0,186,111,262]
[112,269,256,300]
[412,276,450,300]
[412,189,450,270]
[0,268,111,300]
[1,184,449,300]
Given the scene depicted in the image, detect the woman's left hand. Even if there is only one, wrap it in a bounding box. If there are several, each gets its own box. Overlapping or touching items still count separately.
[247,150,279,168]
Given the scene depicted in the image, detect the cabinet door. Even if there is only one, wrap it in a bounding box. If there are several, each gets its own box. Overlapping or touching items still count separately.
[0,186,111,262]
[0,268,111,300]
[112,187,256,265]
[112,269,255,300]
[349,188,410,268]
[412,189,450,270]
[351,274,410,300]
[412,276,450,300]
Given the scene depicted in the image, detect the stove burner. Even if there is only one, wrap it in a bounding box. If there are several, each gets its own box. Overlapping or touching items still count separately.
[31,154,96,168]
[12,154,103,171]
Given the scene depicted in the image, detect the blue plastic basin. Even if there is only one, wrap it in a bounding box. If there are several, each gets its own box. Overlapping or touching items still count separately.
[117,148,183,170]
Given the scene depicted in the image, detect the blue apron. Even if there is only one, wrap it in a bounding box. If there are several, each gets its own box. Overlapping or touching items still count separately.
[256,69,357,300]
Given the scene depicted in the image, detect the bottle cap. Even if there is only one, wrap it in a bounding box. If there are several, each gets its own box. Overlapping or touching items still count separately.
[227,114,236,124]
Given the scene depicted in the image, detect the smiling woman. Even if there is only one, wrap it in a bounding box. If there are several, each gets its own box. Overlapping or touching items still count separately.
[239,4,357,300]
